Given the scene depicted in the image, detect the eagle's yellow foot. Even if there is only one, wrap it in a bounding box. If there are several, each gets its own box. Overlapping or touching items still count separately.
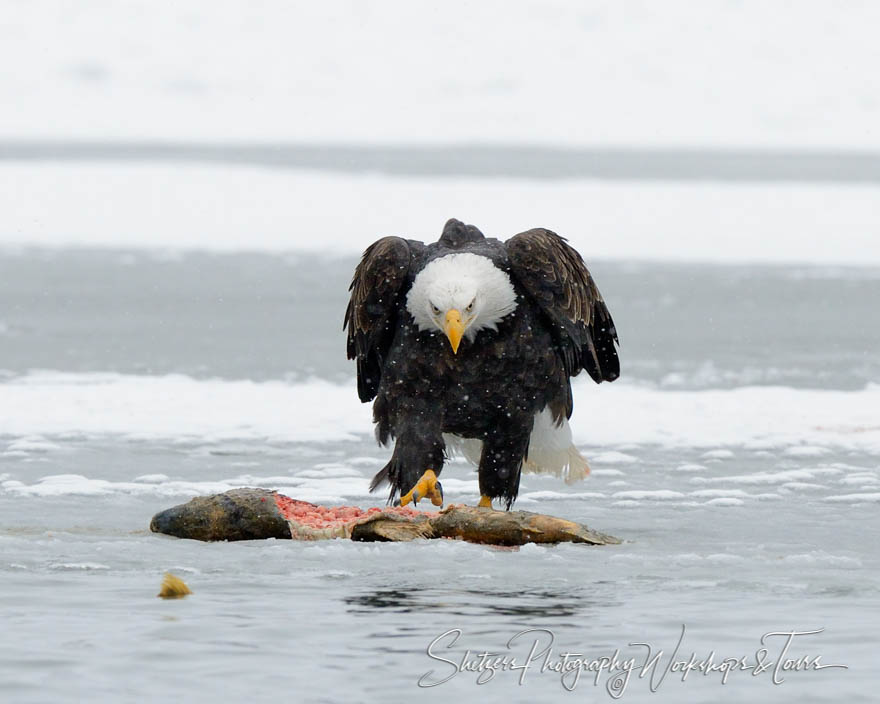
[397,469,444,507]
[478,495,494,509]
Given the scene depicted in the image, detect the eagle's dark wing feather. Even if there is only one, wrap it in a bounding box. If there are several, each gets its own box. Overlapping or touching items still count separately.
[344,236,415,402]
[506,228,620,384]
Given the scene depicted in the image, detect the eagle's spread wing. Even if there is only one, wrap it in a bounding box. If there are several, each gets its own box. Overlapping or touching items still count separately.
[344,236,416,402]
[505,228,620,384]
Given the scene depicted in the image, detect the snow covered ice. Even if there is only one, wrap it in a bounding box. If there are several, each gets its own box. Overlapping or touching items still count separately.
[1,2,879,702]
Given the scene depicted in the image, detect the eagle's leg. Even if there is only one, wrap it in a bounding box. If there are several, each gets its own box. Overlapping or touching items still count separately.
[397,469,444,507]
[378,419,445,507]
[477,418,533,510]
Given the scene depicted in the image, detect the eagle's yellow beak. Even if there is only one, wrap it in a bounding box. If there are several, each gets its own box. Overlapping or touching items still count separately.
[444,309,464,354]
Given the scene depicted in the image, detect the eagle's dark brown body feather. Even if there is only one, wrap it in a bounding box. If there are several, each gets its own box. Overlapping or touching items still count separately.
[344,219,619,508]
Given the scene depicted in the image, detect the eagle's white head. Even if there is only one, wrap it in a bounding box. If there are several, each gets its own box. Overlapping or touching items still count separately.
[406,253,518,353]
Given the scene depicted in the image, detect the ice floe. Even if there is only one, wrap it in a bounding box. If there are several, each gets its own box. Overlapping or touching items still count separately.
[1,372,880,456]
[4,164,880,267]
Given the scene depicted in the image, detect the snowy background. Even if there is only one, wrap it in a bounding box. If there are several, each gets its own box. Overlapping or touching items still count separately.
[1,2,879,703]
[1,0,880,262]
[3,0,880,147]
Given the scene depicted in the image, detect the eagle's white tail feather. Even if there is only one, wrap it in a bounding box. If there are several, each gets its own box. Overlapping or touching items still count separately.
[522,444,591,483]
[442,434,483,467]
[443,409,590,484]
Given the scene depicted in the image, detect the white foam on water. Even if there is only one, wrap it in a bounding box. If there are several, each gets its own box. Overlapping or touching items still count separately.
[675,463,708,473]
[590,451,637,465]
[702,449,736,460]
[345,457,386,467]
[689,489,755,499]
[0,472,378,504]
[689,467,845,486]
[612,490,685,501]
[780,482,826,491]
[704,497,745,507]
[837,473,879,486]
[823,493,880,504]
[0,466,487,504]
[610,500,642,508]
[518,491,607,502]
[781,553,863,568]
[5,436,63,453]
[133,474,171,484]
[590,469,626,477]
[295,466,364,479]
[2,372,880,456]
[704,553,746,563]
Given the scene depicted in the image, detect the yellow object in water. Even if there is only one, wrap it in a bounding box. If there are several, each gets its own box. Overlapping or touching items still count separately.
[157,572,192,599]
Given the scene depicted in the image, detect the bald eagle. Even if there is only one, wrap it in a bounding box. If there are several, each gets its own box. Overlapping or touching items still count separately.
[344,219,619,510]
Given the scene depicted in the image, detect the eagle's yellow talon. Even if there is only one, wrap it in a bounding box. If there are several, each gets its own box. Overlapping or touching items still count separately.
[399,469,443,507]
[478,495,493,509]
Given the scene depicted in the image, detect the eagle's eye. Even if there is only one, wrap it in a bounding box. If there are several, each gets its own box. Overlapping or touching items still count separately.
[431,305,441,315]
[466,299,475,312]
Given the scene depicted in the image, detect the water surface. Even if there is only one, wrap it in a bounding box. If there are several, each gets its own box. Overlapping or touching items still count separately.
[1,249,877,703]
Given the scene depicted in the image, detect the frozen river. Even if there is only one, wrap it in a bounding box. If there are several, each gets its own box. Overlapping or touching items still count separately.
[1,249,877,702]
